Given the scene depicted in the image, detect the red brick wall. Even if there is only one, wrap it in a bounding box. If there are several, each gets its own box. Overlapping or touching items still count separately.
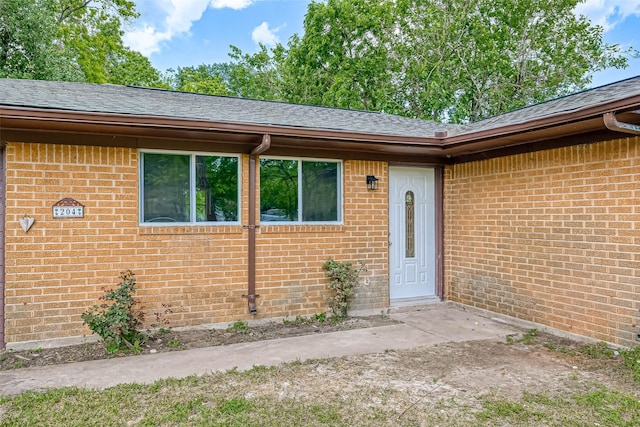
[3,142,389,345]
[445,136,640,345]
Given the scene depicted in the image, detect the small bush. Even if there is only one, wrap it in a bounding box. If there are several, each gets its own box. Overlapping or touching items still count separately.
[322,258,366,318]
[227,320,250,334]
[81,270,145,353]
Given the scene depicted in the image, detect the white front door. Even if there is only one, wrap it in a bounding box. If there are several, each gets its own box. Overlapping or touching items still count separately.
[389,167,436,300]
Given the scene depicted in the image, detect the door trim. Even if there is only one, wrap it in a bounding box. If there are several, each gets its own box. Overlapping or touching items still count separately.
[434,166,444,300]
[388,166,439,300]
[387,164,444,302]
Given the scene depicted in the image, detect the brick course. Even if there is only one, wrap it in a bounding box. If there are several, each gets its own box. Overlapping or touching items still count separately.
[445,136,640,346]
[4,143,389,344]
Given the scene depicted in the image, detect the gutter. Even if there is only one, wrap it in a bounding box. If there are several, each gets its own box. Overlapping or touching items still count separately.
[243,134,271,314]
[441,96,640,156]
[3,94,640,160]
[603,111,640,135]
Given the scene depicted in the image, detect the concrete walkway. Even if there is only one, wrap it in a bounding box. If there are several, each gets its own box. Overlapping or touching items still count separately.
[0,304,522,396]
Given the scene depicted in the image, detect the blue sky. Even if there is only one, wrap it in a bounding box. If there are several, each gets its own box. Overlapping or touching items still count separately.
[124,0,640,88]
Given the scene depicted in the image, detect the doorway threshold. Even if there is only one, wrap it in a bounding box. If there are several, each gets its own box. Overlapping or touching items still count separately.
[390,296,442,310]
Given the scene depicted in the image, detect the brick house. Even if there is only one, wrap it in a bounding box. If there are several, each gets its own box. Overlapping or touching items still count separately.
[0,77,639,349]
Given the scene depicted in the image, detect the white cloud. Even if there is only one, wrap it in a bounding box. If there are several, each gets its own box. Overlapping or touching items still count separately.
[124,0,255,56]
[210,0,253,9]
[575,0,640,32]
[251,22,282,46]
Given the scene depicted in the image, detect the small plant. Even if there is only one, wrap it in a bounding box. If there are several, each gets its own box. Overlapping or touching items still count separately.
[283,315,314,326]
[322,258,366,318]
[521,329,538,345]
[81,270,145,354]
[227,320,250,334]
[166,338,182,348]
[579,341,615,359]
[314,312,326,324]
[619,346,640,382]
[506,329,538,345]
[151,303,173,330]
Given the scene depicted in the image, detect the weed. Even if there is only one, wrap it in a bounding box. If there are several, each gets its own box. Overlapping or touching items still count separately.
[505,328,538,345]
[329,315,344,325]
[217,397,252,415]
[315,312,326,323]
[579,342,615,359]
[166,338,182,348]
[131,339,143,355]
[322,258,366,318]
[521,328,538,344]
[248,364,269,374]
[81,270,146,354]
[227,320,250,334]
[618,346,640,381]
[151,303,173,329]
[29,348,43,354]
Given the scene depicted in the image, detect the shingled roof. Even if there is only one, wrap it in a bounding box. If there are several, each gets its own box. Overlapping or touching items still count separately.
[463,75,640,135]
[0,78,459,139]
[2,76,640,138]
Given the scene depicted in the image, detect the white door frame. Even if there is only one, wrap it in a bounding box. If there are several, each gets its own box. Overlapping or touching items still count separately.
[389,166,440,303]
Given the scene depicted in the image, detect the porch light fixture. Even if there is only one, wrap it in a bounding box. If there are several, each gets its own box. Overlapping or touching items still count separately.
[366,175,379,191]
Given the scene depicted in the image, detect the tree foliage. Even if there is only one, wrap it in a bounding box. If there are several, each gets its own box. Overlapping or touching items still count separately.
[2,0,631,123]
[0,0,82,80]
[281,0,629,123]
[168,44,286,100]
[170,64,230,96]
[176,0,628,123]
[0,0,164,86]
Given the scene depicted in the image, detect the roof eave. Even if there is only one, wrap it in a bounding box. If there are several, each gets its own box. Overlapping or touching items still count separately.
[442,95,640,158]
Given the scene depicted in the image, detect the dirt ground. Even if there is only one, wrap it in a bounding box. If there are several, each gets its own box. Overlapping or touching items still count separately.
[1,314,636,399]
[0,315,398,370]
[1,315,638,425]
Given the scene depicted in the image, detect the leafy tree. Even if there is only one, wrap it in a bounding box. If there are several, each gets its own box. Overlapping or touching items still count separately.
[169,45,285,100]
[171,64,230,95]
[105,48,169,88]
[282,0,629,123]
[1,0,163,87]
[0,0,82,80]
[225,44,286,100]
[284,0,395,111]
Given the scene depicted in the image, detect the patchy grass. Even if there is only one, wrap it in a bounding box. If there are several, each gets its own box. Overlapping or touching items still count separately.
[476,389,640,426]
[1,357,639,427]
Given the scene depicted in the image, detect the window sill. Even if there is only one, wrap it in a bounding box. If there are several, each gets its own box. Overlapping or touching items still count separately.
[138,224,244,235]
[260,224,344,234]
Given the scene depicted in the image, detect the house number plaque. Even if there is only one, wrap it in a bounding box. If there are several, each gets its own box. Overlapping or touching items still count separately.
[52,198,85,218]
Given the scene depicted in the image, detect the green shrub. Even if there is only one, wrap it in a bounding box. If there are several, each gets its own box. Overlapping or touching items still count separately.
[322,258,366,318]
[81,270,145,353]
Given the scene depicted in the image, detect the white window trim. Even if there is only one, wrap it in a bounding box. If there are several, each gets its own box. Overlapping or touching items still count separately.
[259,156,343,225]
[139,149,241,226]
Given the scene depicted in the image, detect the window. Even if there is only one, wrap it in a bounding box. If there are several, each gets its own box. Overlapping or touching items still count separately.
[260,158,341,223]
[140,151,239,224]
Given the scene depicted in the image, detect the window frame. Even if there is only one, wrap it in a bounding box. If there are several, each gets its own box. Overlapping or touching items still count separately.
[259,156,343,225]
[139,149,241,226]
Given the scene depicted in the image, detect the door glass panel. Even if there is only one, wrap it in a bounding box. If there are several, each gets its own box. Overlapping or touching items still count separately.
[405,191,415,258]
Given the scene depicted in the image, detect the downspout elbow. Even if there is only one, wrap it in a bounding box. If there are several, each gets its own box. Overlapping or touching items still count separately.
[603,111,640,135]
[251,134,271,156]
